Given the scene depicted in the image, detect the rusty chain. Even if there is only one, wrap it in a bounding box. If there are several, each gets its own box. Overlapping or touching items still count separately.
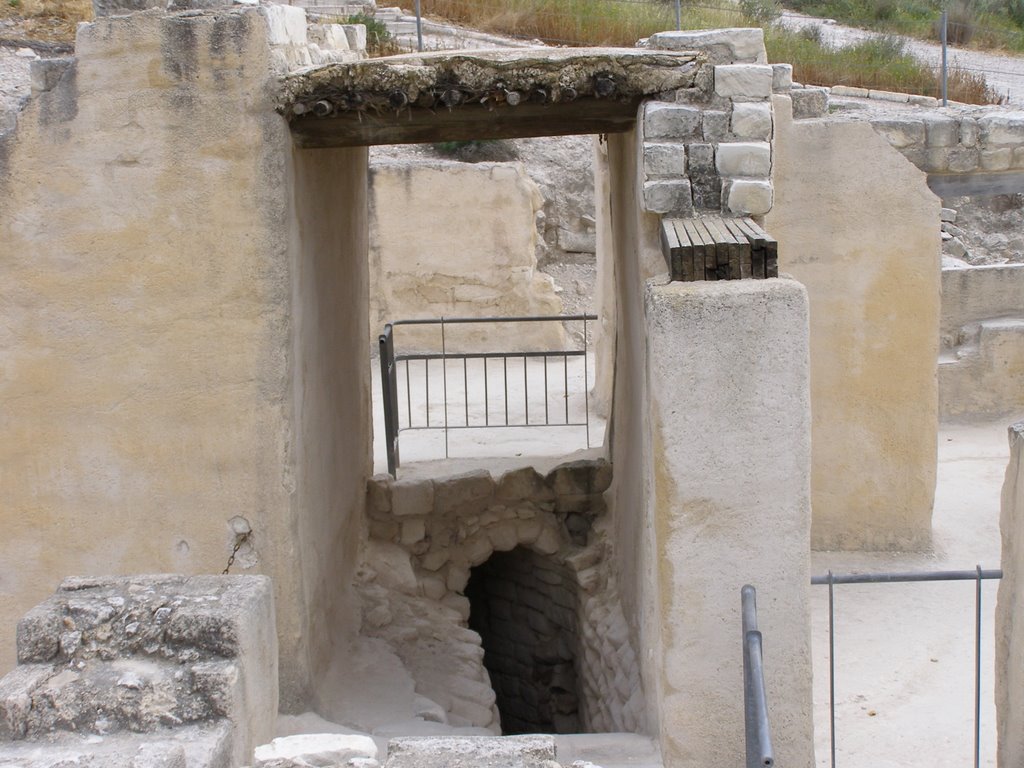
[222,530,251,575]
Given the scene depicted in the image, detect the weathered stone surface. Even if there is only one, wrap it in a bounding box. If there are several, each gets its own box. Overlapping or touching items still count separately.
[547,459,612,496]
[254,733,378,767]
[647,28,767,65]
[981,147,1012,171]
[716,142,771,177]
[923,114,958,147]
[789,87,827,119]
[264,4,308,47]
[868,88,909,104]
[391,478,434,517]
[960,117,980,147]
[29,59,73,96]
[714,64,773,100]
[726,179,772,216]
[772,63,792,91]
[643,143,686,178]
[495,467,549,501]
[947,147,980,173]
[701,110,729,142]
[433,470,494,516]
[308,23,351,52]
[367,475,392,514]
[344,24,367,51]
[643,102,701,141]
[979,112,1024,146]
[730,102,772,140]
[91,0,162,16]
[642,179,693,215]
[384,735,557,768]
[364,540,418,595]
[871,118,925,149]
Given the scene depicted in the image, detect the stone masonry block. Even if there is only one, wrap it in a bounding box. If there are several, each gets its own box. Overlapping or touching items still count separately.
[343,24,367,52]
[698,111,726,143]
[790,87,828,119]
[643,102,702,141]
[546,458,612,496]
[496,467,550,501]
[731,102,772,140]
[960,118,980,147]
[392,478,434,517]
[923,115,959,148]
[726,180,773,216]
[981,148,1012,171]
[29,59,73,96]
[687,143,716,175]
[923,148,948,173]
[263,4,307,47]
[714,64,773,100]
[871,118,926,149]
[307,23,351,51]
[647,28,767,64]
[691,176,722,211]
[91,0,161,16]
[980,112,1024,146]
[644,143,687,178]
[772,63,793,91]
[643,180,694,216]
[716,142,771,178]
[830,85,869,98]
[433,470,494,517]
[947,147,980,173]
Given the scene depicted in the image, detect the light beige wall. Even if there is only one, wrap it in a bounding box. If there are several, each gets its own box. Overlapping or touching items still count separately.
[645,277,814,768]
[939,265,1024,422]
[766,96,940,551]
[368,160,563,353]
[997,421,1024,768]
[0,8,368,711]
[289,146,371,710]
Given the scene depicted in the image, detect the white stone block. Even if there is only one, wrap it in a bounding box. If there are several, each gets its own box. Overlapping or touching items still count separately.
[727,179,773,215]
[643,142,687,178]
[716,142,771,177]
[643,102,701,141]
[714,64,773,100]
[647,28,767,64]
[730,102,772,140]
[343,24,367,52]
[254,733,378,767]
[263,4,308,47]
[772,63,792,91]
[830,85,869,98]
[868,89,910,103]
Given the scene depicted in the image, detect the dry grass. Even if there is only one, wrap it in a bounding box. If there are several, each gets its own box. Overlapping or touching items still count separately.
[0,0,91,43]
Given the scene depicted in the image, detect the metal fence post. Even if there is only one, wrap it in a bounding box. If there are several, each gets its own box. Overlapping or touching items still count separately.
[941,9,949,107]
[676,0,682,30]
[379,325,400,476]
[414,0,423,52]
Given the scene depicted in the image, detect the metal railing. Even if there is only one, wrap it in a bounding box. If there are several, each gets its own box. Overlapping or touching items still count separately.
[812,566,1002,768]
[378,314,597,476]
[742,585,776,768]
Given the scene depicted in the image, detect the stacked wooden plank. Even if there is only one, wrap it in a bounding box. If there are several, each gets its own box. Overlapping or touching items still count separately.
[660,216,778,282]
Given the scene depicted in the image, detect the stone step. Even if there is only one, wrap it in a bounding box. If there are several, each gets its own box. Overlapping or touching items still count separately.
[384,735,557,768]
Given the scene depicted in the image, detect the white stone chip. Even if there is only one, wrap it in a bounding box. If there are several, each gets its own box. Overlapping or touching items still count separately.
[254,733,378,767]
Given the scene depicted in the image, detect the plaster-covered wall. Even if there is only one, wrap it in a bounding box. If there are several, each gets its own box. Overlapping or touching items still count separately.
[0,7,369,710]
[997,421,1024,768]
[368,160,563,352]
[940,265,1024,422]
[766,96,940,551]
[645,277,813,768]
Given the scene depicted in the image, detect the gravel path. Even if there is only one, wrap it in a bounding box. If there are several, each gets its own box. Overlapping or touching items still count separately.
[779,9,1024,104]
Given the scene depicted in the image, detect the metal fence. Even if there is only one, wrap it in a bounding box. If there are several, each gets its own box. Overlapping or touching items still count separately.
[742,585,776,768]
[378,315,597,475]
[812,566,1003,768]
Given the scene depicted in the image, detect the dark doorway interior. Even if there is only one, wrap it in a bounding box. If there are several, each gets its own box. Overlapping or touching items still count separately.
[465,547,582,734]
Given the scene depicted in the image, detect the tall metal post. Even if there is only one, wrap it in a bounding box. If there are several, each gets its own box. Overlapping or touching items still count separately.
[415,0,423,52]
[941,9,949,106]
[676,0,682,29]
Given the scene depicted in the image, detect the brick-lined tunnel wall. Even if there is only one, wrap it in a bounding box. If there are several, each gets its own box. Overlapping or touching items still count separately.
[466,547,581,734]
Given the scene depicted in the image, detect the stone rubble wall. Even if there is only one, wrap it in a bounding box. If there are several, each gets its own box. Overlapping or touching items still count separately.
[263,4,367,71]
[0,575,278,768]
[362,461,646,735]
[638,28,789,217]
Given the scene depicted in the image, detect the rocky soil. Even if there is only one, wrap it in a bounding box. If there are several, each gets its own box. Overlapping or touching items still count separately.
[941,195,1024,266]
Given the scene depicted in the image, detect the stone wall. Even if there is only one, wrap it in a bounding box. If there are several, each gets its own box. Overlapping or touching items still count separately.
[766,95,940,551]
[0,5,371,711]
[639,28,790,217]
[940,265,1024,421]
[997,422,1024,768]
[361,461,647,735]
[368,160,564,352]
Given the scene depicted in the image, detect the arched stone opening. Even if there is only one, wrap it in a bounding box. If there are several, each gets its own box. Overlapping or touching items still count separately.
[465,546,581,735]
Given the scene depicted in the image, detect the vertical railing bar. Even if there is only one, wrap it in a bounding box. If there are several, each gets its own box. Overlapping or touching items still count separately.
[484,357,489,427]
[504,355,509,426]
[404,359,411,429]
[441,318,449,459]
[523,355,529,425]
[425,358,430,428]
[564,353,569,424]
[544,355,549,425]
[463,357,469,427]
[583,317,591,448]
[975,564,982,768]
[829,570,836,768]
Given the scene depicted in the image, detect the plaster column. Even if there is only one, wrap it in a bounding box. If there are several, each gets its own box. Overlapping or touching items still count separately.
[996,421,1024,768]
[645,277,814,768]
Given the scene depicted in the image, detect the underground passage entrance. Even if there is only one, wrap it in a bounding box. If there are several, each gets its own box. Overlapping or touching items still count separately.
[465,547,582,735]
